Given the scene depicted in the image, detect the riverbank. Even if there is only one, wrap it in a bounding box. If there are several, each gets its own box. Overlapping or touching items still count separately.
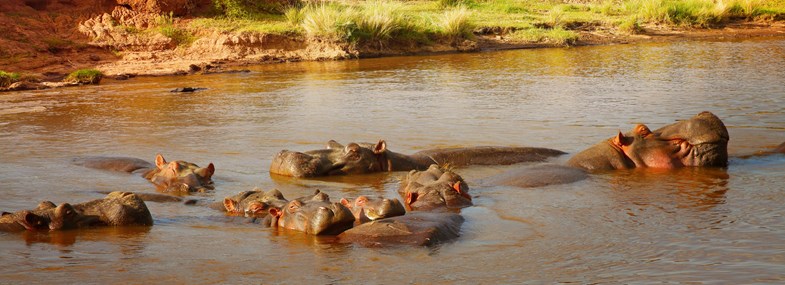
[1,0,785,91]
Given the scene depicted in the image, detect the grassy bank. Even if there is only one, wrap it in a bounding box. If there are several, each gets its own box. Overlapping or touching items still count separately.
[183,0,785,47]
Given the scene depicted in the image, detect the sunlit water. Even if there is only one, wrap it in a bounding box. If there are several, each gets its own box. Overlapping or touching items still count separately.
[1,38,784,283]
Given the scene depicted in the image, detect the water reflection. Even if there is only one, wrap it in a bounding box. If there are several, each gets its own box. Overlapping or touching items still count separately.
[19,226,151,250]
[604,167,730,211]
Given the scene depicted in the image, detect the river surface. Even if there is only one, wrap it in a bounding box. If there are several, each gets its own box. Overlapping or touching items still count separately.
[1,38,785,284]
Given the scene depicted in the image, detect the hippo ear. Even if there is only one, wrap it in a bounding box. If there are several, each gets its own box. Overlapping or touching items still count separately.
[155,154,167,169]
[373,140,387,154]
[613,132,631,147]
[327,140,344,149]
[405,192,418,206]
[268,208,282,218]
[196,163,215,179]
[403,192,418,211]
[340,198,351,208]
[223,198,240,213]
[453,181,472,201]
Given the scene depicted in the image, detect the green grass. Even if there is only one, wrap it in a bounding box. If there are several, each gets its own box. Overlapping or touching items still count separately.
[623,0,781,27]
[212,0,293,18]
[191,17,298,35]
[0,71,21,88]
[43,37,74,53]
[618,16,644,34]
[65,69,103,85]
[106,0,785,50]
[156,12,197,46]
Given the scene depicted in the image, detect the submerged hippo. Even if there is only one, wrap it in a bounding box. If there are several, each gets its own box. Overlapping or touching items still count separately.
[481,112,737,188]
[567,111,729,171]
[399,164,472,211]
[339,196,406,223]
[75,154,215,193]
[1,209,55,232]
[267,190,355,235]
[338,212,464,247]
[0,192,153,232]
[270,140,565,178]
[222,188,288,218]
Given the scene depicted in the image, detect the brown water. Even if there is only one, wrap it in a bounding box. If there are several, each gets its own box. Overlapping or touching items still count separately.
[2,38,785,283]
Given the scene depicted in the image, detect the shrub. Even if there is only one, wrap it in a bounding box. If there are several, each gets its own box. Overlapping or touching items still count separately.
[439,0,465,9]
[619,16,644,34]
[300,4,356,42]
[353,1,406,44]
[722,0,764,18]
[436,6,474,41]
[284,6,306,25]
[43,37,73,53]
[156,12,196,46]
[65,69,103,85]
[0,71,21,87]
[213,0,297,18]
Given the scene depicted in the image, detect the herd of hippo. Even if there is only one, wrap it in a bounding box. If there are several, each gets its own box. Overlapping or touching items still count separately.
[3,112,784,246]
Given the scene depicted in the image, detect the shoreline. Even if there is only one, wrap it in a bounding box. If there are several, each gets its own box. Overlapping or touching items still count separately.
[1,1,784,92]
[89,21,785,78]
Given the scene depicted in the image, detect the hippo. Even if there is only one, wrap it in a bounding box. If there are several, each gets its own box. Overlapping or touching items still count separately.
[567,111,729,171]
[222,188,288,218]
[0,192,153,232]
[0,201,100,232]
[1,210,52,232]
[339,196,406,223]
[270,140,565,178]
[776,142,785,153]
[398,164,472,211]
[267,190,355,235]
[75,154,215,193]
[71,191,154,227]
[338,212,464,247]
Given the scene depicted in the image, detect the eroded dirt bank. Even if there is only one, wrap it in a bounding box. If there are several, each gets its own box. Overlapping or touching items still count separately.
[2,0,785,87]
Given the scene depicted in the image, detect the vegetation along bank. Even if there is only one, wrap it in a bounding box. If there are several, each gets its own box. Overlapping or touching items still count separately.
[1,0,784,91]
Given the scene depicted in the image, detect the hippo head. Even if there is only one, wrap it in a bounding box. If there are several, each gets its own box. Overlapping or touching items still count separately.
[269,190,355,235]
[80,192,154,226]
[223,188,288,217]
[48,203,103,230]
[567,111,729,171]
[147,154,215,193]
[270,140,390,177]
[398,164,472,211]
[340,196,406,222]
[14,210,50,231]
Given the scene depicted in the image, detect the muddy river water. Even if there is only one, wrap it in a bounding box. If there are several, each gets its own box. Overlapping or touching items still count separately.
[1,38,784,283]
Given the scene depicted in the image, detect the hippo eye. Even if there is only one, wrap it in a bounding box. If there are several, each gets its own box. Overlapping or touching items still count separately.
[288,201,302,213]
